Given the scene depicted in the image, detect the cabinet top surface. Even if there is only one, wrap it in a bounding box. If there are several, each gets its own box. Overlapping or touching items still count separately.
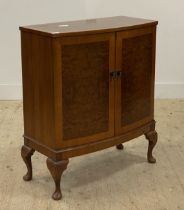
[20,16,158,37]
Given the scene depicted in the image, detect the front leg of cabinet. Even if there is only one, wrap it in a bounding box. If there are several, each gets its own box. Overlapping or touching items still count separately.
[46,158,69,200]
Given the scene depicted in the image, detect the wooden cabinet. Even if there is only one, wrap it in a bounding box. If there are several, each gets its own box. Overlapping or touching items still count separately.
[20,16,158,200]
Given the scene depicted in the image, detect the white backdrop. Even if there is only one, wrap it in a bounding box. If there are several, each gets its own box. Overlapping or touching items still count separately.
[0,0,184,99]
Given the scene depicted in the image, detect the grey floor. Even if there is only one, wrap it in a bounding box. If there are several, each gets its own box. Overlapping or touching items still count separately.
[0,100,184,210]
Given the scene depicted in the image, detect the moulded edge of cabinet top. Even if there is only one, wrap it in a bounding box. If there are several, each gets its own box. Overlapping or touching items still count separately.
[19,16,158,37]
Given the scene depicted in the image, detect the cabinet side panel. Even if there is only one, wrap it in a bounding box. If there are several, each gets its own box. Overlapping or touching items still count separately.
[21,32,55,148]
[62,41,109,140]
[121,33,153,126]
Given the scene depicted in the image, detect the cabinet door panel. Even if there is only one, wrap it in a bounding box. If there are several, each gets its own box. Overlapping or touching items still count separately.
[115,27,156,135]
[55,34,115,147]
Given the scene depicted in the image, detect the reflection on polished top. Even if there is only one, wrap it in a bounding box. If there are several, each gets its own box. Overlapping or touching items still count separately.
[19,16,158,37]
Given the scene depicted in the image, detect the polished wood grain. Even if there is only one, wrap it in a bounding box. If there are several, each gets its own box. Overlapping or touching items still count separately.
[19,16,157,37]
[20,16,158,200]
[21,32,56,149]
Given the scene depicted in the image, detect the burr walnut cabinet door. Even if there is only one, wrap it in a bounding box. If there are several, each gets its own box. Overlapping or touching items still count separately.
[54,33,115,148]
[115,27,156,135]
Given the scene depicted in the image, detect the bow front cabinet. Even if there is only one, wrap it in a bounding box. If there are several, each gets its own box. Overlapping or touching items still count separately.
[20,16,158,200]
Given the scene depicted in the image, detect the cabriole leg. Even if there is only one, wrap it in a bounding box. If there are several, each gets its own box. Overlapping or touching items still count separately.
[145,130,158,163]
[21,145,35,181]
[46,158,69,200]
